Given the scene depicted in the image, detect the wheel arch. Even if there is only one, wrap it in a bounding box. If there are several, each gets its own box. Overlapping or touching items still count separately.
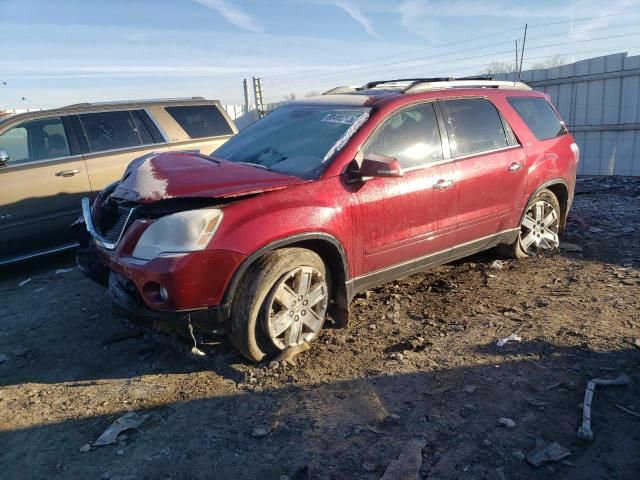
[527,179,569,232]
[222,233,351,322]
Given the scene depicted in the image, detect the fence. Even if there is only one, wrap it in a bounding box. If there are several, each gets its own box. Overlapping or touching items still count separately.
[495,52,640,176]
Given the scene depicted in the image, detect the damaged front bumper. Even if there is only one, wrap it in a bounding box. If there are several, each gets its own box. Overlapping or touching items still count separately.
[109,271,230,335]
[76,197,244,336]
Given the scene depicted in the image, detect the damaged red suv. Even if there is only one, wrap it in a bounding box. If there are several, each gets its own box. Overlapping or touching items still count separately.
[78,78,578,362]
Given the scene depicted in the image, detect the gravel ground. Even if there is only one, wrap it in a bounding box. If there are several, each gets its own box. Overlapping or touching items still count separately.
[1,176,639,480]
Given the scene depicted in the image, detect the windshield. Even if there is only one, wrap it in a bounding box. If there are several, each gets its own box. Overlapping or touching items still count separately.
[212,105,369,179]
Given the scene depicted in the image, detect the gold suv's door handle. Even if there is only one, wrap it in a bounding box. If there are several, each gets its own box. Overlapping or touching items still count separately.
[55,169,81,177]
[433,179,454,190]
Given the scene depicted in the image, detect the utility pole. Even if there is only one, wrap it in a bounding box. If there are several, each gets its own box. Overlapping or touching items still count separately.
[253,77,265,118]
[518,24,528,81]
[242,78,251,113]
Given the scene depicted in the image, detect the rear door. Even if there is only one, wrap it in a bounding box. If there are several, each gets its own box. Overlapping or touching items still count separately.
[74,109,169,194]
[440,98,527,245]
[354,102,458,278]
[0,115,91,260]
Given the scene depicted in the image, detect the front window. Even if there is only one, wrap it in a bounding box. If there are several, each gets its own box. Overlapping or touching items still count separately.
[0,117,71,165]
[212,105,370,179]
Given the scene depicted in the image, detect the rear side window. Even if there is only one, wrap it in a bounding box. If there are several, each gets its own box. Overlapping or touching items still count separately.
[165,105,233,139]
[363,102,443,168]
[441,98,509,157]
[507,97,567,140]
[79,110,155,153]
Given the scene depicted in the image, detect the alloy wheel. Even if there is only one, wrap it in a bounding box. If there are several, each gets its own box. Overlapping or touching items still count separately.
[519,200,560,255]
[265,266,328,349]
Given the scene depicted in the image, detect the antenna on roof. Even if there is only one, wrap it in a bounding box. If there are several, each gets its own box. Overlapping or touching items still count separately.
[518,24,528,82]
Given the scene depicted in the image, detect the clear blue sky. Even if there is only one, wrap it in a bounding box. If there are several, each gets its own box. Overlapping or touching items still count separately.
[1,0,639,108]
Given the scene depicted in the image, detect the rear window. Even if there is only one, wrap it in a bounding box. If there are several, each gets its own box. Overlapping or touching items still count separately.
[507,97,567,140]
[165,105,233,139]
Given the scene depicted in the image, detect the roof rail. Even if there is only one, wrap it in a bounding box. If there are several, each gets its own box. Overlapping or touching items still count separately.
[62,96,208,109]
[322,77,531,96]
[365,78,454,89]
[405,79,531,93]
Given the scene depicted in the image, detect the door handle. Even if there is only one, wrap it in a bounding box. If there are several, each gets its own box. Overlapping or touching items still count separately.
[508,162,522,172]
[433,179,454,190]
[55,169,81,177]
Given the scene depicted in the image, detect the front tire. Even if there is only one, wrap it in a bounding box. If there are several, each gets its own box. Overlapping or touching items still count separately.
[230,248,330,362]
[501,188,561,259]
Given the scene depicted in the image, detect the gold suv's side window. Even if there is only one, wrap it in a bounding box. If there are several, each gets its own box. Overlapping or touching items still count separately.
[0,117,71,165]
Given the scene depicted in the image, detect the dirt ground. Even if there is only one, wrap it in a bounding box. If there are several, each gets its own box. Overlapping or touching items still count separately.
[1,176,639,480]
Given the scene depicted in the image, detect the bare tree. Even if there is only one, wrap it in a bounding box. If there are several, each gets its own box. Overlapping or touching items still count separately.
[531,54,567,70]
[281,93,296,102]
[305,90,321,97]
[485,61,517,75]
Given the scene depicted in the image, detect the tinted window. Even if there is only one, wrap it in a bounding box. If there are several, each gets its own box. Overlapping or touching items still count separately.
[442,98,509,157]
[165,105,233,139]
[79,110,153,153]
[363,103,443,168]
[0,117,71,165]
[508,97,566,140]
[213,105,369,179]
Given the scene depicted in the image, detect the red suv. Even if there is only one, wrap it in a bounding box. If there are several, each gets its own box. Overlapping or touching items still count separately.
[78,78,578,362]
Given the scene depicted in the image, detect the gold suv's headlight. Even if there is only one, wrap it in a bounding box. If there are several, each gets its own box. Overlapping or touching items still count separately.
[132,208,223,260]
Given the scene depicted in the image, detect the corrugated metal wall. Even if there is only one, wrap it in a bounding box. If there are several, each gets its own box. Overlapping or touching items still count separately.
[496,52,640,176]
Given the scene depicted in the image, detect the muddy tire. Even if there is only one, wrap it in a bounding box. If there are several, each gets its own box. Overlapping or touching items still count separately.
[229,248,330,362]
[500,188,562,259]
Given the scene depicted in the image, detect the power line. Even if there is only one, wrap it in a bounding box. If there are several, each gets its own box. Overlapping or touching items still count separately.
[266,46,638,102]
[264,9,640,83]
[270,29,640,92]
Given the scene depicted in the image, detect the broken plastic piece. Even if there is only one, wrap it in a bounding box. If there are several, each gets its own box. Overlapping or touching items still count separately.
[527,440,571,467]
[496,333,522,347]
[93,412,149,446]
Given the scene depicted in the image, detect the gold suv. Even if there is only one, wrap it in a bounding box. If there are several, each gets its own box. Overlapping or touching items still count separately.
[0,98,237,265]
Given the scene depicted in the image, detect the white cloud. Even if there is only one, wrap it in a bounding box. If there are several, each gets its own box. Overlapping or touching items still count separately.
[333,0,380,38]
[193,0,263,33]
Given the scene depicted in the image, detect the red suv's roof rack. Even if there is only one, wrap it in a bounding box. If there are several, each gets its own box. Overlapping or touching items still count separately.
[323,76,531,95]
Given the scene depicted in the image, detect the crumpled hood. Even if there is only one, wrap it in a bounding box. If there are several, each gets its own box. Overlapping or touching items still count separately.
[112,152,309,203]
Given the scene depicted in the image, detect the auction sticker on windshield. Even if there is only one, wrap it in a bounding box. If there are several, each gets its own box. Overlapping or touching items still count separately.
[322,112,362,125]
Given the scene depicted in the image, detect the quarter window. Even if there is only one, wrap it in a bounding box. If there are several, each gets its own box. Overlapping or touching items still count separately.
[0,117,71,165]
[363,103,443,168]
[441,98,509,157]
[165,105,233,139]
[507,97,567,140]
[79,110,154,153]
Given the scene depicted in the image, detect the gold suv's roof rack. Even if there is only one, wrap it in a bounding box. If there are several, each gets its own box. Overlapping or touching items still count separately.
[322,77,531,95]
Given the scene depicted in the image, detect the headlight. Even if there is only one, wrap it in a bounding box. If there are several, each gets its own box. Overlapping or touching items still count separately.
[132,208,223,260]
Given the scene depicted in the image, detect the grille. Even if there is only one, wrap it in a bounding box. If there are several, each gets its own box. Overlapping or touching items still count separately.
[101,206,134,245]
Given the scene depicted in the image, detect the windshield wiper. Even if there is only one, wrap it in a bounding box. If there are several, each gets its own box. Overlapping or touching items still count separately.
[236,161,269,170]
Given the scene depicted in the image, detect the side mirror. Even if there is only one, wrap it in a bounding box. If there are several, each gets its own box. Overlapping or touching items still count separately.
[0,149,9,167]
[359,153,403,179]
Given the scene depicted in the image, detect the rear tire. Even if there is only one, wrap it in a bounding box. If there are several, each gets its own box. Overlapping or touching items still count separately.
[500,188,561,259]
[230,248,330,362]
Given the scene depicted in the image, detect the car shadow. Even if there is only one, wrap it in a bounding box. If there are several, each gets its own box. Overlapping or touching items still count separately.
[1,344,638,479]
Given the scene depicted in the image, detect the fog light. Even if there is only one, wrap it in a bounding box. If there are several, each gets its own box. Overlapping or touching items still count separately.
[142,281,169,304]
[159,285,169,302]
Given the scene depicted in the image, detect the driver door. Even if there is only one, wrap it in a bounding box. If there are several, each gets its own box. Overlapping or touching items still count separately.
[0,116,91,261]
[353,102,458,285]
